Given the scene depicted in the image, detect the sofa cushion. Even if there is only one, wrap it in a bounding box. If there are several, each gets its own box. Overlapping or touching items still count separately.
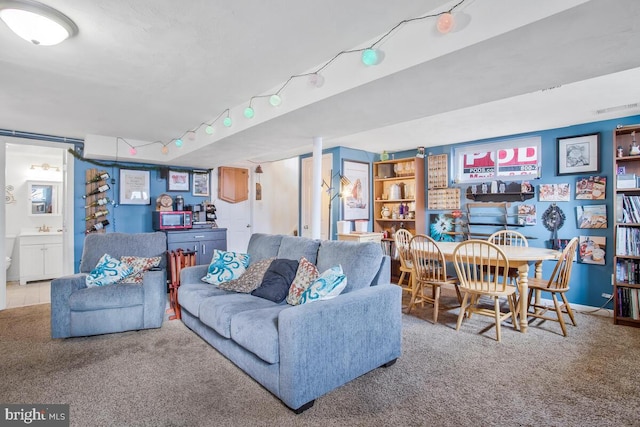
[230,305,288,364]
[69,283,144,311]
[247,233,283,263]
[218,258,275,293]
[286,257,319,305]
[316,241,382,293]
[198,294,277,338]
[202,250,250,285]
[120,255,162,284]
[178,282,232,317]
[251,259,299,303]
[277,236,320,264]
[85,254,133,287]
[299,265,347,304]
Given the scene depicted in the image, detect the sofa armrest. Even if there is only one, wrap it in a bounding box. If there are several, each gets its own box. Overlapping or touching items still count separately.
[50,274,88,338]
[180,265,209,285]
[277,283,402,410]
[142,269,167,329]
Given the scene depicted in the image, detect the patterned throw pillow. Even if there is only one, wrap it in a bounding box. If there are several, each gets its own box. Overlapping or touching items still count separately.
[86,254,133,287]
[299,265,347,304]
[120,256,162,284]
[218,258,275,293]
[286,257,319,305]
[202,249,250,285]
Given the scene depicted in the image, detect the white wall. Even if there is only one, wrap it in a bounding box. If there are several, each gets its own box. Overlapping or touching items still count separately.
[4,143,64,281]
[250,158,299,235]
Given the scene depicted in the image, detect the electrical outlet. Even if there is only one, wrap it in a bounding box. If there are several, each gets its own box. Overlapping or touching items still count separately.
[602,293,612,299]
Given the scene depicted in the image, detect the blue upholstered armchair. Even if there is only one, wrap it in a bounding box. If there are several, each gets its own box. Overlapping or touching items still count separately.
[51,232,167,338]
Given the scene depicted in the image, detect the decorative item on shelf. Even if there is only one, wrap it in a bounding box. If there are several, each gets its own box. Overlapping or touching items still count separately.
[380,151,389,161]
[156,194,173,212]
[82,183,110,199]
[86,219,109,234]
[630,131,640,156]
[175,195,184,211]
[416,146,425,158]
[618,145,624,158]
[381,205,391,218]
[465,181,534,202]
[85,171,109,184]
[84,210,108,221]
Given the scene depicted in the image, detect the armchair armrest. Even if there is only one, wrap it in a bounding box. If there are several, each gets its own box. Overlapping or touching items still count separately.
[142,269,167,329]
[180,265,209,285]
[277,284,402,410]
[50,274,87,338]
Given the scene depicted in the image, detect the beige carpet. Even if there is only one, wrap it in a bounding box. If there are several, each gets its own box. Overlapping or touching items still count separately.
[1,295,639,427]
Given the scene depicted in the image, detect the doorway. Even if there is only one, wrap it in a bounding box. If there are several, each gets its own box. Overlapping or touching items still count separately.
[1,137,74,310]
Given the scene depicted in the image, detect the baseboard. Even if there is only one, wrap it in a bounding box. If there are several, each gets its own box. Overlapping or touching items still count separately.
[535,297,613,318]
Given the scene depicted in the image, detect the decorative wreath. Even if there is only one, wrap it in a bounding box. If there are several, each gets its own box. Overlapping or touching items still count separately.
[541,204,565,231]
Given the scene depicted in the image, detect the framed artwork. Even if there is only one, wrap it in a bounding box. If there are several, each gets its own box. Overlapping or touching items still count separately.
[557,133,600,175]
[538,183,570,202]
[167,170,190,192]
[517,204,537,226]
[578,235,606,265]
[429,213,455,242]
[192,170,210,197]
[576,205,607,229]
[342,160,369,220]
[119,169,150,205]
[575,176,606,200]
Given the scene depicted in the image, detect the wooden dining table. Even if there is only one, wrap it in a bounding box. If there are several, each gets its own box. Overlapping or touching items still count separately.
[434,242,561,333]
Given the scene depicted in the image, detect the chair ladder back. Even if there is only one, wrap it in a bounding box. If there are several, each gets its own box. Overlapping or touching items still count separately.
[395,229,413,269]
[453,240,509,293]
[546,237,579,291]
[410,234,447,282]
[488,230,528,247]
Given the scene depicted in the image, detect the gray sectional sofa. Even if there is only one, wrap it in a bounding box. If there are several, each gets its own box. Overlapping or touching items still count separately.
[178,233,402,413]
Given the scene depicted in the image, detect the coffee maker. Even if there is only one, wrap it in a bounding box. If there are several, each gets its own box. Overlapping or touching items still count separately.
[189,202,217,227]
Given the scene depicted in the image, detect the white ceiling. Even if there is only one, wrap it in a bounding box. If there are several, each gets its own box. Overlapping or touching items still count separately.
[1,0,640,168]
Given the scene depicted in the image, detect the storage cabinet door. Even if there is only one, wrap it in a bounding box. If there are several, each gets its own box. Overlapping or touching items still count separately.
[43,243,63,278]
[198,237,227,266]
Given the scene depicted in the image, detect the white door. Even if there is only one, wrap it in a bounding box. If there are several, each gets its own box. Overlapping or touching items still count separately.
[301,154,332,239]
[212,170,252,252]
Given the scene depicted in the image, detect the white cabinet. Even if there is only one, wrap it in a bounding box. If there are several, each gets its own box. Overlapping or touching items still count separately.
[19,234,63,285]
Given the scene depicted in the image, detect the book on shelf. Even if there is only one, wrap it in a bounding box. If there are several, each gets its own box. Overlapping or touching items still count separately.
[616,259,640,284]
[617,287,640,320]
[616,227,640,256]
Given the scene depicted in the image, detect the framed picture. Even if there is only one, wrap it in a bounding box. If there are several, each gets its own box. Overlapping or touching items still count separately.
[578,235,606,265]
[557,133,600,175]
[342,160,369,221]
[167,170,189,192]
[192,170,210,197]
[576,205,607,229]
[575,176,606,200]
[119,169,150,205]
[538,183,570,202]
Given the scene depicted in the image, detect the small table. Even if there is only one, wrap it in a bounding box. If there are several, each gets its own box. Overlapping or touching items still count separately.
[337,232,384,243]
[435,242,560,333]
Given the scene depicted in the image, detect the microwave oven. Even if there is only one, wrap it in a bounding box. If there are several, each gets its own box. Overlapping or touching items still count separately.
[152,211,193,231]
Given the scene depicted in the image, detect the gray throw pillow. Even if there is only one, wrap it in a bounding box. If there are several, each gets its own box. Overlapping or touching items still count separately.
[252,259,299,303]
[217,258,275,293]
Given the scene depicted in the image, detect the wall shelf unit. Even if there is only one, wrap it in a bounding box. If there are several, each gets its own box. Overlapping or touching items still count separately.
[613,124,640,327]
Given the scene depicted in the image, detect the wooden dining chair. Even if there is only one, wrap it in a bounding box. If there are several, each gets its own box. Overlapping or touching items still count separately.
[407,234,461,323]
[394,229,414,295]
[525,237,579,336]
[453,240,519,342]
[488,230,528,285]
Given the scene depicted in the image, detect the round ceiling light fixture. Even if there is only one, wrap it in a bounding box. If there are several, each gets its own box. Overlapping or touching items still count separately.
[0,0,78,46]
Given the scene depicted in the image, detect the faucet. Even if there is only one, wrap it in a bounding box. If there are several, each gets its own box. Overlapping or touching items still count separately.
[38,224,50,232]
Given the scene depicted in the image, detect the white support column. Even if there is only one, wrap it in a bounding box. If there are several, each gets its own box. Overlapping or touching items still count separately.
[311,137,323,240]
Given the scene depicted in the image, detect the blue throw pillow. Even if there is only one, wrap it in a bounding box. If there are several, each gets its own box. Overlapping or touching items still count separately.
[86,254,133,287]
[299,265,347,304]
[202,249,250,285]
[251,258,299,303]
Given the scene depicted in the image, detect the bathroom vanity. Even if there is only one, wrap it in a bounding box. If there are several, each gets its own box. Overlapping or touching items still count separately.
[18,233,63,285]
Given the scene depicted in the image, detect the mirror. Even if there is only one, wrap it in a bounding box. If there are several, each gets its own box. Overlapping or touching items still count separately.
[28,181,61,216]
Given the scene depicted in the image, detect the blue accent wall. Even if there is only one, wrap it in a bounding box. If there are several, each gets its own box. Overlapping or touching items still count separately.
[390,114,640,309]
[72,160,210,272]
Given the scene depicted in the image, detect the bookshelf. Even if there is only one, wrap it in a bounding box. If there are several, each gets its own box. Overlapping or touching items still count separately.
[613,124,640,326]
[373,157,425,276]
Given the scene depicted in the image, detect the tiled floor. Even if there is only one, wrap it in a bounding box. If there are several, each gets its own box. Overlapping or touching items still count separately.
[5,280,51,308]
